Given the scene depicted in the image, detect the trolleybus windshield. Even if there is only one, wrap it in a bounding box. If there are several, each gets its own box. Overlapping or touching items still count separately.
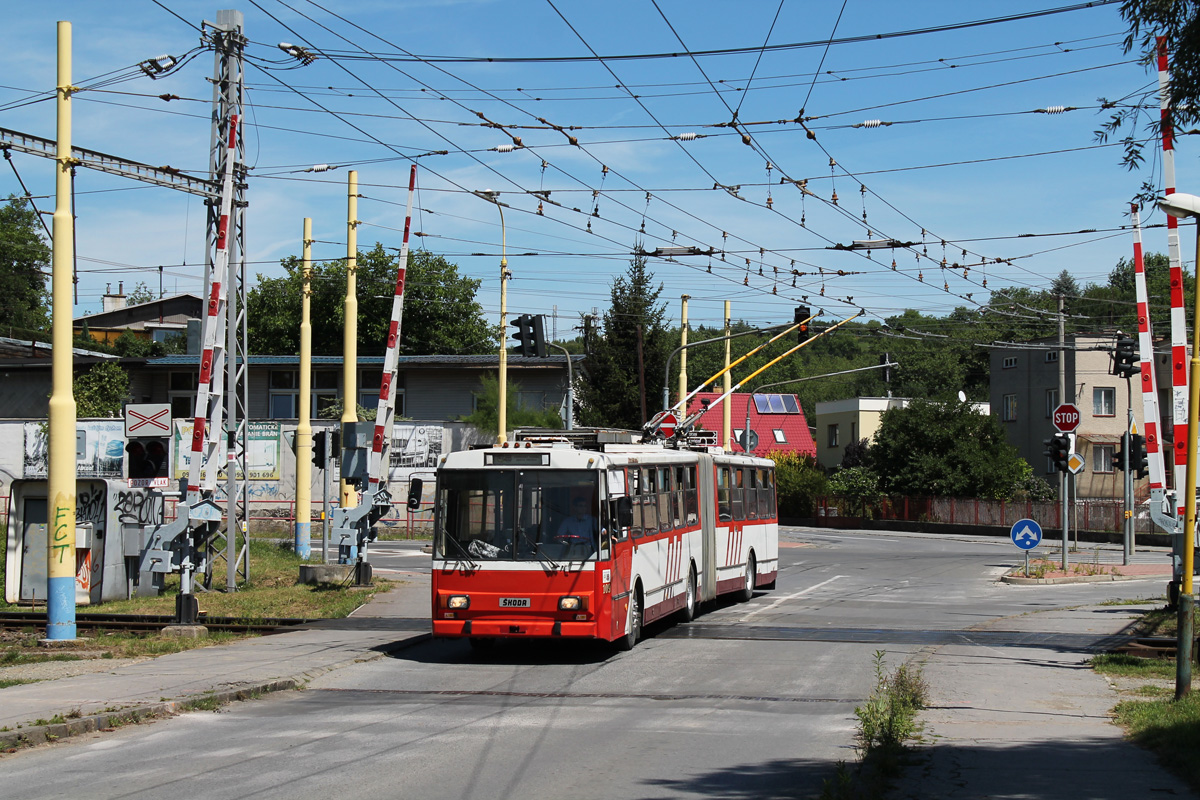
[436,469,601,562]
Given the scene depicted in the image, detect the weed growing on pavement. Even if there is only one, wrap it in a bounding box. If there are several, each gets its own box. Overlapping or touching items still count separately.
[818,651,928,799]
[181,694,221,712]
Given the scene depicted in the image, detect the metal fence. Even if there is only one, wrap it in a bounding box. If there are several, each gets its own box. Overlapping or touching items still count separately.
[815,495,1164,536]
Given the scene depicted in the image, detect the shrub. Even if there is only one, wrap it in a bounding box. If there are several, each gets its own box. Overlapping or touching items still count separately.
[770,450,828,518]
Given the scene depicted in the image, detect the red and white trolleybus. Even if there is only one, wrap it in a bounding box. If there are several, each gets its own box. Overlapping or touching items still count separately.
[431,428,778,649]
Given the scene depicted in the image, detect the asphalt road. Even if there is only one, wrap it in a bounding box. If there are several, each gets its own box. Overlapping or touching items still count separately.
[0,528,1168,799]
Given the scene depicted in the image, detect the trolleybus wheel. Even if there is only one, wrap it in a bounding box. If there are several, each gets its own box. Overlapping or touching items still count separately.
[738,554,756,602]
[681,567,697,622]
[617,585,642,651]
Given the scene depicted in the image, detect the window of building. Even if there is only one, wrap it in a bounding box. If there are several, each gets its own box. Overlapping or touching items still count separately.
[313,371,339,417]
[1046,388,1058,418]
[1003,356,1017,369]
[772,429,786,443]
[827,424,839,448]
[359,369,382,412]
[1093,443,1115,474]
[168,371,197,419]
[1002,394,1017,422]
[517,391,545,411]
[1046,351,1059,363]
[1093,387,1116,417]
[269,371,299,419]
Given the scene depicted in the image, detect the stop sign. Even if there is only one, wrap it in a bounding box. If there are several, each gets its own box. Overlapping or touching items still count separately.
[659,412,678,438]
[1053,403,1080,433]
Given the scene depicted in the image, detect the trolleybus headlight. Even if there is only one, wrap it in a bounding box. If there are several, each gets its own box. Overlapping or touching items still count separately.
[447,595,470,610]
[558,595,585,611]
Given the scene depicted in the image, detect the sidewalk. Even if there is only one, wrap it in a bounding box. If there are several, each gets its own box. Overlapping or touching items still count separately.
[890,602,1197,799]
[0,574,432,750]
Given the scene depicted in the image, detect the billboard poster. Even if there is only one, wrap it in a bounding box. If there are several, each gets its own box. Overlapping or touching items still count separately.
[172,420,281,481]
[387,422,446,478]
[23,420,125,479]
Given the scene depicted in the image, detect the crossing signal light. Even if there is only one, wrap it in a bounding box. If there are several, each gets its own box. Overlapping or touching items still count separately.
[1130,433,1148,479]
[1043,432,1071,473]
[1111,432,1127,472]
[1111,336,1139,378]
[312,430,326,467]
[510,314,548,357]
[795,306,811,342]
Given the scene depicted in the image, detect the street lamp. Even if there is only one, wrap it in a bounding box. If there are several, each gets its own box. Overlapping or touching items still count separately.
[1157,191,1200,699]
[475,191,511,444]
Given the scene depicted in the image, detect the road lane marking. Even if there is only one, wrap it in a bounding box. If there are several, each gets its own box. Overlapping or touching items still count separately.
[738,575,846,622]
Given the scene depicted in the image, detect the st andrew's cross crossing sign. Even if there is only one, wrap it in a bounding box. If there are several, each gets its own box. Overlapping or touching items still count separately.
[1053,403,1080,433]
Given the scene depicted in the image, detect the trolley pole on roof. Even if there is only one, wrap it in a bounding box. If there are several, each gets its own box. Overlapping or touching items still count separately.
[46,20,77,641]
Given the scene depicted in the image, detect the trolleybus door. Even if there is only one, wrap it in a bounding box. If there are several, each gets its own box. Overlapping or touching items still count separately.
[698,457,717,602]
[606,468,633,640]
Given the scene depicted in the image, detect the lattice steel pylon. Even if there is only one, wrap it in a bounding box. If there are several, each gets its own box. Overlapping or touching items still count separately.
[204,9,249,593]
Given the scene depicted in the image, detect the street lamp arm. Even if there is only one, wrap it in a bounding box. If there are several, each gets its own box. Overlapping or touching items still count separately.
[661,322,793,412]
[752,361,898,393]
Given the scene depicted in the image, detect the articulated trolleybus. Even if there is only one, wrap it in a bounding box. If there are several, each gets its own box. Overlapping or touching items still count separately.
[431,428,778,649]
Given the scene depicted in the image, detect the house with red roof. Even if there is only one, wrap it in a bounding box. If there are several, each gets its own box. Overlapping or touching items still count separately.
[684,392,816,459]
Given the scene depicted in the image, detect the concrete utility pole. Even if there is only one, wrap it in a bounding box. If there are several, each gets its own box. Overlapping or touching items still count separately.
[46,20,77,640]
[295,218,313,559]
[678,295,690,407]
[341,171,358,512]
[495,200,509,444]
[1058,294,1068,571]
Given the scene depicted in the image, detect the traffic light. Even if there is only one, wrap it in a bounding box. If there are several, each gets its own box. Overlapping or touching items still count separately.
[1111,432,1127,472]
[1043,432,1071,473]
[125,437,170,485]
[794,306,811,342]
[312,430,326,467]
[511,314,533,356]
[510,313,548,357]
[1111,336,1139,378]
[1130,433,1148,479]
[530,313,547,358]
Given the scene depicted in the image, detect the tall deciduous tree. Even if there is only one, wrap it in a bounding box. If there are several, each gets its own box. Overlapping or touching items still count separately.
[867,398,1028,500]
[0,195,50,333]
[247,245,495,356]
[577,251,670,429]
[74,361,129,418]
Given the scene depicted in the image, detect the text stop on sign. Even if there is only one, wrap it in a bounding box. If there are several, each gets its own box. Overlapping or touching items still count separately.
[1053,403,1080,433]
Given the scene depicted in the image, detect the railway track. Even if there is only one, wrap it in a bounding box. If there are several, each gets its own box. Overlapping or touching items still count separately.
[0,611,308,635]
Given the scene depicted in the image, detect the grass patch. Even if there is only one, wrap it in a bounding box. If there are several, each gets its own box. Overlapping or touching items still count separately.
[0,678,37,689]
[1114,691,1200,792]
[1091,653,1176,681]
[0,539,393,664]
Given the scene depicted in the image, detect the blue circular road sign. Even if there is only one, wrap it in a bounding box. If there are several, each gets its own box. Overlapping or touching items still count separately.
[1010,519,1043,551]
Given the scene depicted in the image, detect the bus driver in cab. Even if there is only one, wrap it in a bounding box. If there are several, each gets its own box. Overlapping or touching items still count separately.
[556,496,597,553]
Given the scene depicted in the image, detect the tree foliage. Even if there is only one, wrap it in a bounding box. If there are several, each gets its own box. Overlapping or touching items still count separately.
[74,361,129,418]
[247,246,495,356]
[867,399,1028,500]
[460,373,562,436]
[125,281,156,305]
[0,196,50,333]
[577,251,671,429]
[771,451,829,518]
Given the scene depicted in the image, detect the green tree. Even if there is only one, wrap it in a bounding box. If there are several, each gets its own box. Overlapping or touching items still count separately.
[1100,1,1200,170]
[867,398,1029,499]
[770,451,828,518]
[125,281,156,305]
[247,246,495,356]
[0,196,50,333]
[828,465,883,517]
[74,361,129,418]
[460,373,562,435]
[578,250,671,429]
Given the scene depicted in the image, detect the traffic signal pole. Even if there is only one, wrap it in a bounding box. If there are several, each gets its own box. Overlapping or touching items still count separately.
[295,218,313,560]
[1059,295,1068,572]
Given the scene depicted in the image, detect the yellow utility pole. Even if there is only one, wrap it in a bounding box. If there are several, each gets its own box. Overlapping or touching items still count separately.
[723,301,732,451]
[47,20,77,640]
[678,295,690,406]
[294,218,313,559]
[495,201,509,444]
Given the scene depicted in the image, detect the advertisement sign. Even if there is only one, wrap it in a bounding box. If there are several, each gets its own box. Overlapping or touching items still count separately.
[172,420,281,481]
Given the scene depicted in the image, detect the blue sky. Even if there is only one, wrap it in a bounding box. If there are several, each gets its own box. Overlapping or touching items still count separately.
[1,1,1190,337]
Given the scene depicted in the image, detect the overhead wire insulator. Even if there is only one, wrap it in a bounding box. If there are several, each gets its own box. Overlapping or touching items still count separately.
[853,119,891,128]
[766,196,774,209]
[1036,106,1073,114]
[674,132,699,141]
[305,164,333,173]
[494,144,517,153]
[537,201,544,216]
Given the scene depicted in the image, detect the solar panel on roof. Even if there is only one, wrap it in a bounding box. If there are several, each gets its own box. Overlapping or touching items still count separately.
[753,394,771,413]
[768,394,787,413]
[782,395,800,413]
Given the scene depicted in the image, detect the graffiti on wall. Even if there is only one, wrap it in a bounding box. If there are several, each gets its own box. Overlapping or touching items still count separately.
[76,485,106,525]
[114,489,165,525]
[24,421,125,479]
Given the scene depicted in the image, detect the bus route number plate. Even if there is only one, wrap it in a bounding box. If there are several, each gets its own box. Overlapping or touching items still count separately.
[500,597,531,608]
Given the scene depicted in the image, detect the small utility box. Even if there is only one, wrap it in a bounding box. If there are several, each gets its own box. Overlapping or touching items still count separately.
[4,479,167,606]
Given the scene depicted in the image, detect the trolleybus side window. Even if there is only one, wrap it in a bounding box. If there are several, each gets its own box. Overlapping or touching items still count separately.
[640,467,658,536]
[683,465,699,525]
[759,468,774,518]
[745,468,759,520]
[717,466,732,522]
[672,466,686,529]
[658,466,673,533]
[731,467,745,521]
